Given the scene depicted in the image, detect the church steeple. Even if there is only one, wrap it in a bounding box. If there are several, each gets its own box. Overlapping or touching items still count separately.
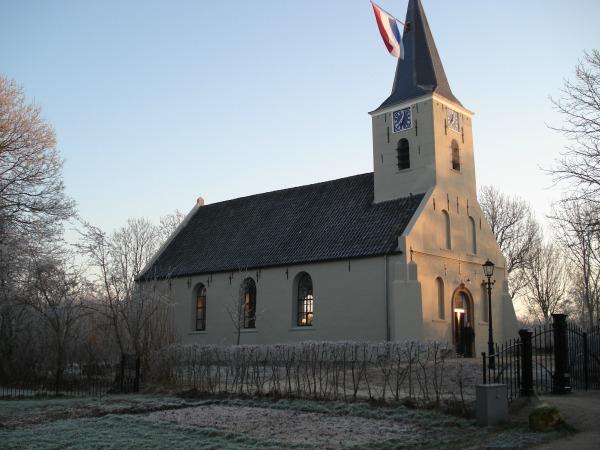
[370,0,475,204]
[376,0,461,111]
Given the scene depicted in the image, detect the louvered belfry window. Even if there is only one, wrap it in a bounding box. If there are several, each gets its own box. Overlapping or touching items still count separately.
[397,138,410,170]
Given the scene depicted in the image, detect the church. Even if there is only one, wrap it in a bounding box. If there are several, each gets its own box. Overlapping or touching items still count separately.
[144,0,519,355]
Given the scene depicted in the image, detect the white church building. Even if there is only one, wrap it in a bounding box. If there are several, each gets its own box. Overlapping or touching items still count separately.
[144,0,519,355]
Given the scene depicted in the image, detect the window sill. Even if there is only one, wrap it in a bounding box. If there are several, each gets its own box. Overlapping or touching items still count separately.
[189,331,207,335]
[289,326,315,331]
[240,329,258,333]
[432,319,447,323]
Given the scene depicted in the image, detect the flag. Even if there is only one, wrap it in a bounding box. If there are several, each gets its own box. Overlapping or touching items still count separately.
[371,2,404,59]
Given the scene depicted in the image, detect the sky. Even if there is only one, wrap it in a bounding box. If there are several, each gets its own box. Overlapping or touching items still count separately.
[1,0,600,236]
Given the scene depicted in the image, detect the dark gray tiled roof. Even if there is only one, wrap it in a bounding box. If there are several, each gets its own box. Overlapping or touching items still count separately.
[375,0,462,112]
[144,173,424,278]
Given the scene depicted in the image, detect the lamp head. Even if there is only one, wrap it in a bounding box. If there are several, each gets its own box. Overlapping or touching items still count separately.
[482,259,495,278]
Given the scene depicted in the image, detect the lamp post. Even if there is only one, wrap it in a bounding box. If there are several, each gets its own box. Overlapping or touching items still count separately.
[483,259,495,370]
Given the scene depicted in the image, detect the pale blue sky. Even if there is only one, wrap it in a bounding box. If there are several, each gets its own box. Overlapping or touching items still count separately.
[1,0,599,233]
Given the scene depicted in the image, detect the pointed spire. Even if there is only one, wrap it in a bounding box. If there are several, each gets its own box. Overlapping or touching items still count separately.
[376,0,461,111]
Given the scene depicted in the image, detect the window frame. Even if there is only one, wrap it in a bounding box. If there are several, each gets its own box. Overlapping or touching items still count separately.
[242,278,257,329]
[195,284,207,331]
[296,273,314,327]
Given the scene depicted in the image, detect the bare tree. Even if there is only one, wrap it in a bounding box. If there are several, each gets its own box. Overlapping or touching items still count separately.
[77,213,182,365]
[0,74,75,382]
[478,185,541,297]
[549,50,600,201]
[226,270,252,346]
[0,75,75,235]
[521,239,571,324]
[552,198,600,326]
[25,257,88,390]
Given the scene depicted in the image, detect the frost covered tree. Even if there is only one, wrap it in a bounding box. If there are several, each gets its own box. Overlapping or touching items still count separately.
[0,74,75,381]
[521,239,571,324]
[77,213,183,363]
[550,50,600,201]
[552,198,600,326]
[478,185,540,298]
[25,257,89,390]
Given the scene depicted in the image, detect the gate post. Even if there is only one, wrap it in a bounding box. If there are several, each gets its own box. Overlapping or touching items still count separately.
[552,314,571,394]
[519,329,534,396]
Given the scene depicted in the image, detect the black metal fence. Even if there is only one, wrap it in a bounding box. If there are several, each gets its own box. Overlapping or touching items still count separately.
[0,354,141,399]
[568,323,600,391]
[482,336,522,402]
[483,314,600,403]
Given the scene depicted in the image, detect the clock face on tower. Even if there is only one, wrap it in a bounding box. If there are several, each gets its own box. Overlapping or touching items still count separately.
[446,109,460,132]
[393,107,412,132]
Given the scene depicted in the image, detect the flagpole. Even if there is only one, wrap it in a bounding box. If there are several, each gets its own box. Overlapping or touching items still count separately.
[370,1,405,26]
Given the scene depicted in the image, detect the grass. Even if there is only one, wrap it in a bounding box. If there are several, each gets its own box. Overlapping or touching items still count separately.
[0,394,561,449]
[0,394,194,419]
[0,414,308,450]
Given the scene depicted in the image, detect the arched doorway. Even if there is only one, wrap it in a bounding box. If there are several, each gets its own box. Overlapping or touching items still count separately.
[452,286,475,357]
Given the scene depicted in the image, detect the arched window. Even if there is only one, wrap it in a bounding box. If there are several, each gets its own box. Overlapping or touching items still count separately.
[397,138,410,170]
[481,282,489,322]
[451,140,460,171]
[469,216,477,254]
[242,278,256,329]
[195,284,206,331]
[436,277,445,320]
[442,210,451,249]
[297,273,314,326]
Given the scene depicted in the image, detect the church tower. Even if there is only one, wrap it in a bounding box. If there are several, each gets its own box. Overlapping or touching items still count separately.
[370,0,475,203]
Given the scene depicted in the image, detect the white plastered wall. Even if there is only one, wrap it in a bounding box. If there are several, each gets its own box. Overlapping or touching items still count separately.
[168,256,402,346]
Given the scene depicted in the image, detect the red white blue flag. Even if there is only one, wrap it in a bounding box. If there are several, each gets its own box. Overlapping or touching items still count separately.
[371,2,404,59]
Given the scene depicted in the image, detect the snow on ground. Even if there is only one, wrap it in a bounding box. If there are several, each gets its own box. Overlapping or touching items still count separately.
[145,404,418,448]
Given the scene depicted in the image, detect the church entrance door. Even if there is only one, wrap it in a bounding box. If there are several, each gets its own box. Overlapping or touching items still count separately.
[452,287,474,357]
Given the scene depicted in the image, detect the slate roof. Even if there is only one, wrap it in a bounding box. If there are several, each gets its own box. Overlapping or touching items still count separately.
[144,173,424,279]
[375,0,462,112]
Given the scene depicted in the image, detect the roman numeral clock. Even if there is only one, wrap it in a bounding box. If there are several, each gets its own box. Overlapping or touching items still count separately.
[393,107,412,132]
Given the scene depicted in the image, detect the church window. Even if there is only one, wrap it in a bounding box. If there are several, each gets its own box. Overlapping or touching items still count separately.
[442,210,451,249]
[195,284,207,331]
[242,278,257,329]
[436,277,445,320]
[451,140,460,171]
[469,216,477,254]
[297,273,314,326]
[397,138,410,170]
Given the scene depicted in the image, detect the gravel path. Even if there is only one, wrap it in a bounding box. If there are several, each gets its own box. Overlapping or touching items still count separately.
[529,391,600,450]
[145,405,418,448]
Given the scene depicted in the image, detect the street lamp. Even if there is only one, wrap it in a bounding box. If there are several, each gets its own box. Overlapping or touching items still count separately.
[482,259,496,370]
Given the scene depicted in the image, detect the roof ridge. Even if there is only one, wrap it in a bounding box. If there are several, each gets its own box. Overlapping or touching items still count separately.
[197,172,374,208]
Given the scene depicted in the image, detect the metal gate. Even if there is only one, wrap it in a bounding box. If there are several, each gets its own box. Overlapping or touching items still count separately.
[568,323,600,390]
[483,314,600,403]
